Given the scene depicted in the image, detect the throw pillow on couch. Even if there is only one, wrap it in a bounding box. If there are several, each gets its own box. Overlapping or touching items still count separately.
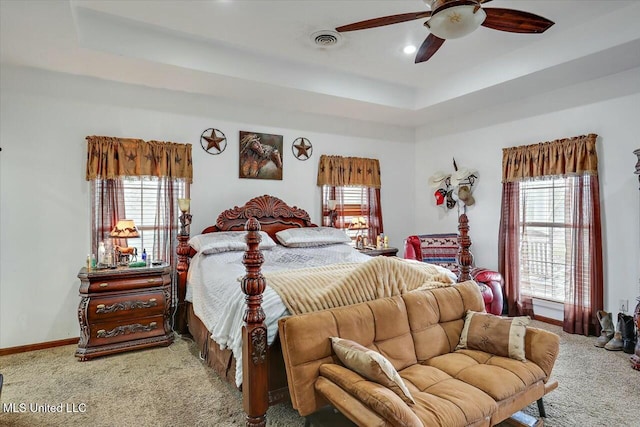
[330,337,415,404]
[457,311,530,361]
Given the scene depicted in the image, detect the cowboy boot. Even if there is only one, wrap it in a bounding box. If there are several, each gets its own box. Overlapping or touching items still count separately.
[621,314,637,354]
[633,301,640,370]
[595,310,614,348]
[605,313,624,351]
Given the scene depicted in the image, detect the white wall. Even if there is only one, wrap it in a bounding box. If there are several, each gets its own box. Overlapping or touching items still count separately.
[414,92,640,317]
[0,65,416,348]
[2,62,638,348]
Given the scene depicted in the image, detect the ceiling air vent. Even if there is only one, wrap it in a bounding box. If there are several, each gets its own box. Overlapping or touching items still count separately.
[310,30,343,48]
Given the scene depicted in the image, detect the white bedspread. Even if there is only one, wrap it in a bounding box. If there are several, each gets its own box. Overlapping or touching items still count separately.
[185,244,455,386]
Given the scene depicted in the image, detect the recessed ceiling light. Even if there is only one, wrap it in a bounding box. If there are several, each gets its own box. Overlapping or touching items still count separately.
[403,45,417,55]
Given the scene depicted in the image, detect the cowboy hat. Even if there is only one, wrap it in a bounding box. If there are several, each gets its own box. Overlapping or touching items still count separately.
[450,168,478,187]
[428,171,450,188]
[457,185,475,206]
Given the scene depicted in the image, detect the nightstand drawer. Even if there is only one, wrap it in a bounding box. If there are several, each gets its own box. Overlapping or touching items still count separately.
[76,265,173,360]
[89,315,166,346]
[87,274,169,293]
[89,291,166,322]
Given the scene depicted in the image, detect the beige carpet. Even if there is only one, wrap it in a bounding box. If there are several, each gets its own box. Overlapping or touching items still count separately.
[0,321,638,427]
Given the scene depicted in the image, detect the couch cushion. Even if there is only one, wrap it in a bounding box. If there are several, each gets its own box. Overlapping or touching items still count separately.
[457,311,530,361]
[331,337,415,404]
[404,281,486,362]
[425,349,547,401]
[400,364,496,426]
[279,294,418,416]
[318,364,424,427]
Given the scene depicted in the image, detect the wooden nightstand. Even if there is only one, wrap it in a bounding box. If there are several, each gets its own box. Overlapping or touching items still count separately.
[358,247,398,257]
[75,264,174,361]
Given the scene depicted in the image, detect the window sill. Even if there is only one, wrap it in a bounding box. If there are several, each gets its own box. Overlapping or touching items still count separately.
[531,297,563,322]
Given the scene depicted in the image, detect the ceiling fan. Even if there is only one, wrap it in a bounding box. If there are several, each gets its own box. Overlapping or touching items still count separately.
[335,0,554,63]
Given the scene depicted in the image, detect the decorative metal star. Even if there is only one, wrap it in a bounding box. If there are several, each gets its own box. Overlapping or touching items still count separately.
[292,137,313,161]
[200,128,227,155]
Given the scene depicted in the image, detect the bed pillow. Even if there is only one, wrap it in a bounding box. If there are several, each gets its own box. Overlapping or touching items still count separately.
[456,311,530,361]
[188,231,277,254]
[275,227,351,248]
[331,337,415,405]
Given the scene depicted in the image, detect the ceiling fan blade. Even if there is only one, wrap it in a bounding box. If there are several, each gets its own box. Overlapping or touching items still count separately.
[482,8,555,33]
[336,11,431,32]
[415,34,445,63]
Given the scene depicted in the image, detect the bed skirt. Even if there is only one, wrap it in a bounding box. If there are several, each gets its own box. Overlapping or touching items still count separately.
[186,302,290,404]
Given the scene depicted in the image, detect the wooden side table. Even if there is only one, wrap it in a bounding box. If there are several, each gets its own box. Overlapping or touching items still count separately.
[358,247,398,257]
[75,264,174,361]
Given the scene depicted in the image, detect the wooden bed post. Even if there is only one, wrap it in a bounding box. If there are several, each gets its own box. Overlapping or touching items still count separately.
[457,213,473,282]
[241,217,268,427]
[175,234,191,334]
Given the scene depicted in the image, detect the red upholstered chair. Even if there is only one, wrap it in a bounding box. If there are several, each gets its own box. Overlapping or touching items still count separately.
[404,234,504,315]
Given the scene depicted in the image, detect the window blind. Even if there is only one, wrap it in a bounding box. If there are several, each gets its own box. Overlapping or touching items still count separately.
[322,186,370,240]
[519,176,590,303]
[92,177,186,260]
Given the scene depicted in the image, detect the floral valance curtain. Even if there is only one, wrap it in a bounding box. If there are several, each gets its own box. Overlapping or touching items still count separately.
[85,136,193,182]
[502,133,598,183]
[317,155,381,188]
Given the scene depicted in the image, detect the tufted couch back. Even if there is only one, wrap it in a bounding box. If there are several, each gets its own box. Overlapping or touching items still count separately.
[278,280,485,416]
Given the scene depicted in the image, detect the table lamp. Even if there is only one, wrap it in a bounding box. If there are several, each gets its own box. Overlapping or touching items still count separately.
[110,219,140,266]
[349,216,368,249]
[178,198,192,236]
[327,199,338,227]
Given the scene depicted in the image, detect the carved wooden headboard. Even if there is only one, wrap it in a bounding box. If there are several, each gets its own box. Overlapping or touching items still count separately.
[201,194,316,239]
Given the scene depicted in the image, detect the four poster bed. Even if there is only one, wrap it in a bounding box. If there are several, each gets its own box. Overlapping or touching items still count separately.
[174,195,457,426]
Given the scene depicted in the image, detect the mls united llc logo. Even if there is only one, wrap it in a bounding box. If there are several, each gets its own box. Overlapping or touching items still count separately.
[3,402,87,413]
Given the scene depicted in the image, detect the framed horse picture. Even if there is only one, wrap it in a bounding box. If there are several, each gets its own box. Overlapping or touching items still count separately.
[239,131,284,180]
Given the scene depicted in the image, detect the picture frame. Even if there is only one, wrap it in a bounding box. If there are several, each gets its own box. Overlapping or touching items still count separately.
[239,131,283,180]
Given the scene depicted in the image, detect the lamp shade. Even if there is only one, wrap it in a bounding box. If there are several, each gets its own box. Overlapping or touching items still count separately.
[427,2,486,39]
[349,217,368,229]
[110,219,140,238]
[178,198,191,213]
[328,199,337,210]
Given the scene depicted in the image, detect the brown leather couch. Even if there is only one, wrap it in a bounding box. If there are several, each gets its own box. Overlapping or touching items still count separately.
[278,281,559,427]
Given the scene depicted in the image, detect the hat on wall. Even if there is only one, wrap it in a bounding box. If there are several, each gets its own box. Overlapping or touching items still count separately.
[428,171,450,188]
[450,168,478,187]
[457,185,475,206]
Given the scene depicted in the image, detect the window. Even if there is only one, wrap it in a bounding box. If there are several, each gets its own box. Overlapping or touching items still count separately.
[91,177,187,261]
[499,134,602,335]
[323,186,370,240]
[518,176,590,303]
[121,178,185,258]
[317,155,384,242]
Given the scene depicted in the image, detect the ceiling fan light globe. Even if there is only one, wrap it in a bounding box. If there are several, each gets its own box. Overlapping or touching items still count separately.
[403,45,417,55]
[427,5,486,39]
